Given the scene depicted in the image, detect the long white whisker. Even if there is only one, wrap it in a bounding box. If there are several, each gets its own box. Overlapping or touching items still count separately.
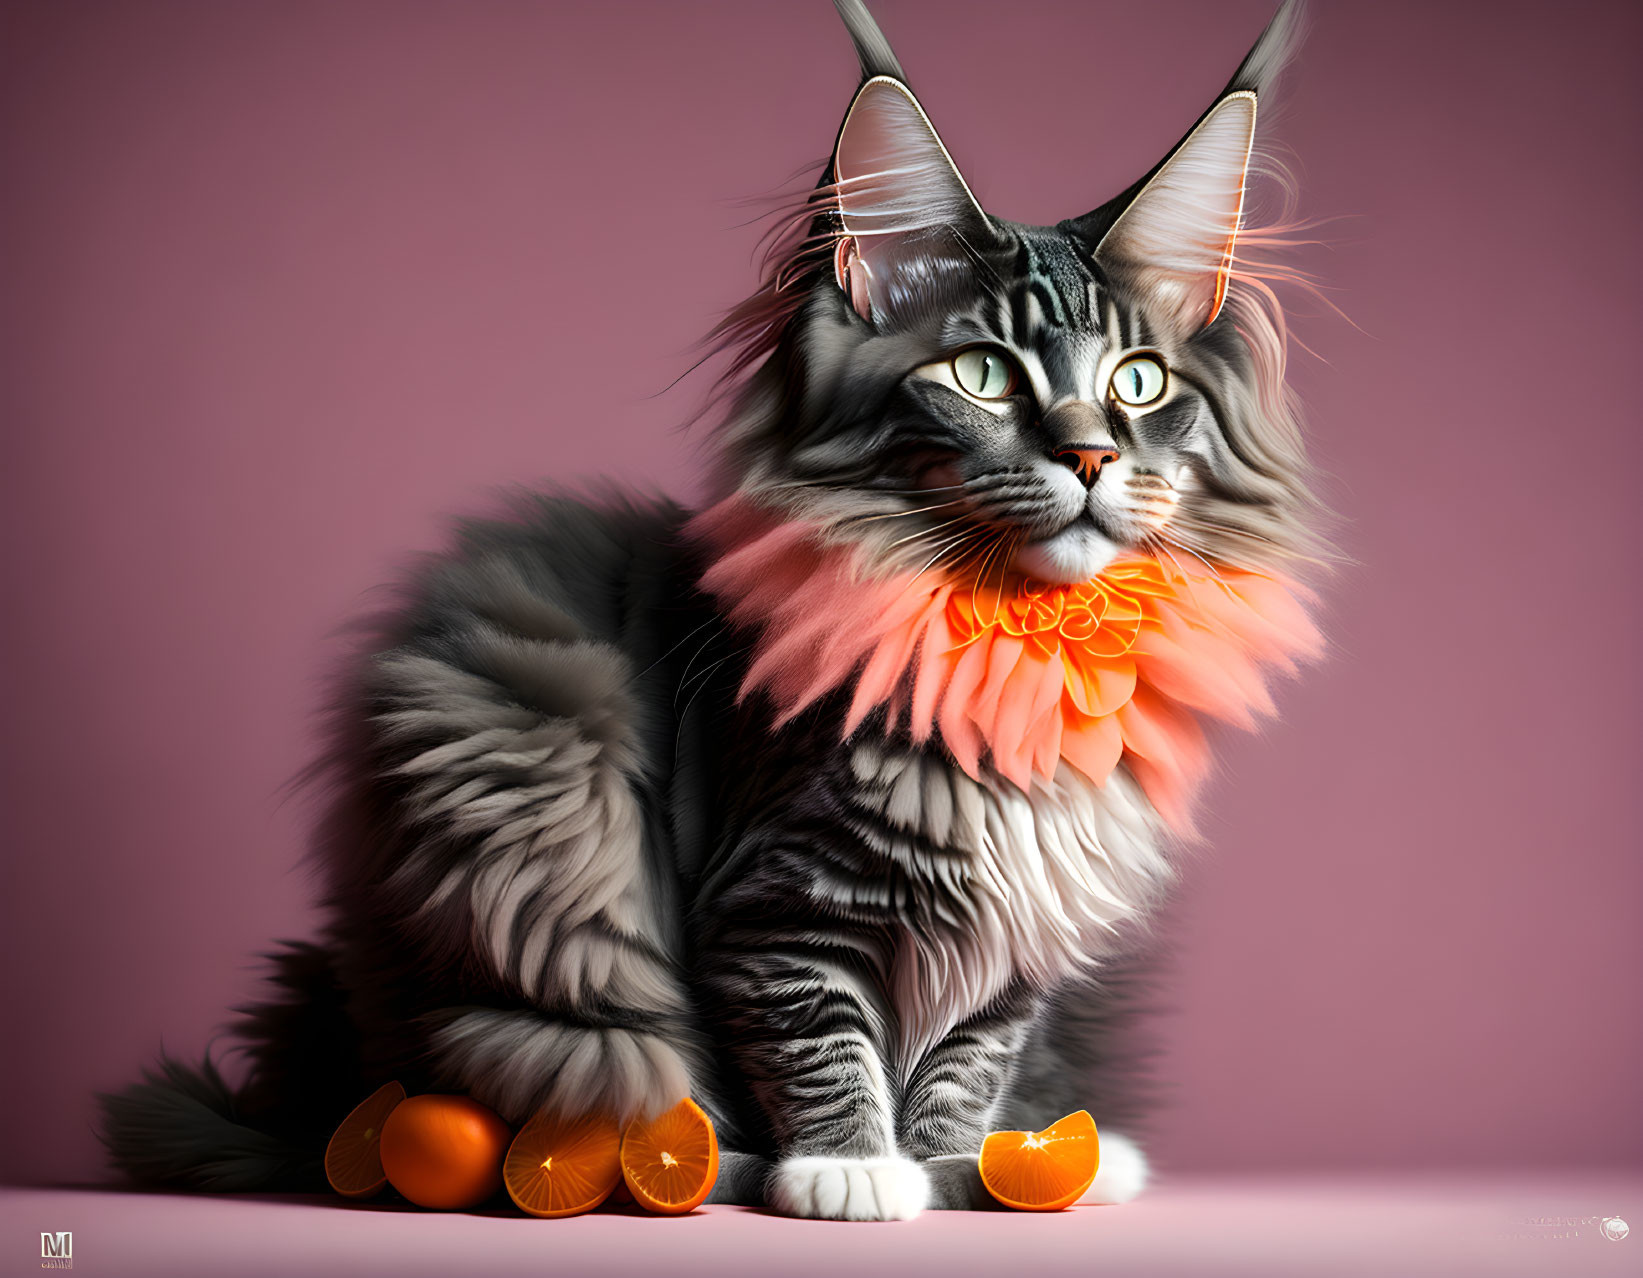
[839,497,972,527]
[909,528,986,584]
[886,512,972,551]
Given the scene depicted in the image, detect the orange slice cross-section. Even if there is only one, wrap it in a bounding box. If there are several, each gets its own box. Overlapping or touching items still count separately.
[978,1109,1100,1211]
[324,1080,407,1199]
[504,1110,623,1218]
[620,1097,719,1215]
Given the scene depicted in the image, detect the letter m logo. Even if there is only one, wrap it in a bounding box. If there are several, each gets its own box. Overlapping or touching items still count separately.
[41,1232,72,1259]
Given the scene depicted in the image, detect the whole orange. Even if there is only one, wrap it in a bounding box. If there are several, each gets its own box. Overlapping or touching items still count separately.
[379,1094,512,1209]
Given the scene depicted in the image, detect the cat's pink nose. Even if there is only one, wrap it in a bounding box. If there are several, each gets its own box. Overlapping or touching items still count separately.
[1053,445,1121,487]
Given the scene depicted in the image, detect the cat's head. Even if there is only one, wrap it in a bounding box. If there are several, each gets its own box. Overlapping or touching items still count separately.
[707,0,1321,586]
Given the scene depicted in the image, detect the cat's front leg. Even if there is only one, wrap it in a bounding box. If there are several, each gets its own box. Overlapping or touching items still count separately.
[899,986,1038,1210]
[699,943,927,1220]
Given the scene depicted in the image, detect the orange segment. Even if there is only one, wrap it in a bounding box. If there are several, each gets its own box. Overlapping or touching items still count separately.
[379,1094,512,1209]
[978,1109,1100,1211]
[504,1111,623,1218]
[324,1081,406,1199]
[619,1097,719,1215]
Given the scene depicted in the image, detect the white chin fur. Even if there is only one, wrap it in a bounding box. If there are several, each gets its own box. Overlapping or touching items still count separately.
[1080,1131,1150,1205]
[768,1155,929,1221]
[1013,522,1121,584]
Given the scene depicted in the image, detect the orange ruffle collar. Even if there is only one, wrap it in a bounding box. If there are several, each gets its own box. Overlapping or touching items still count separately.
[690,495,1322,831]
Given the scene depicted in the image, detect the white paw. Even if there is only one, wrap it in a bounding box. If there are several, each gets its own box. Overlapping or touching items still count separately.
[769,1155,929,1221]
[1080,1130,1149,1204]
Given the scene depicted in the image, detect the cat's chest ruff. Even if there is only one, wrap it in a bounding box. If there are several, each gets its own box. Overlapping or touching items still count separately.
[846,742,1172,1063]
[690,495,1322,835]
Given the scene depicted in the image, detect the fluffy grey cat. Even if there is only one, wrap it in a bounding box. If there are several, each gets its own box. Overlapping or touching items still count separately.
[101,0,1324,1220]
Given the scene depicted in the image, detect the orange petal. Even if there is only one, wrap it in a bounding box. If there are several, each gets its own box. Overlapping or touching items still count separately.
[993,642,1059,787]
[844,611,923,735]
[972,631,1025,745]
[1061,648,1138,718]
[1058,712,1125,786]
[907,592,957,742]
[938,633,992,778]
[1031,698,1065,780]
[1118,683,1206,775]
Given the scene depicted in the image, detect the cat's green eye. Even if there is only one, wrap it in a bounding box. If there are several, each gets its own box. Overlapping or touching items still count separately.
[1110,355,1167,407]
[952,348,1018,400]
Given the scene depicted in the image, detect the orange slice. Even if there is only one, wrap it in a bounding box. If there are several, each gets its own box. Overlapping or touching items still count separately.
[503,1110,623,1218]
[978,1109,1100,1211]
[324,1081,406,1199]
[379,1094,512,1209]
[619,1097,719,1215]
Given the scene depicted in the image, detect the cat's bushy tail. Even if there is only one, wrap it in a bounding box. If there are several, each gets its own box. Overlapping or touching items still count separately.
[96,941,359,1192]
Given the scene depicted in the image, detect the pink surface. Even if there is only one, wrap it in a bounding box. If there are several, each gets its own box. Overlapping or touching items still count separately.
[2,0,1641,1189]
[4,1176,1640,1278]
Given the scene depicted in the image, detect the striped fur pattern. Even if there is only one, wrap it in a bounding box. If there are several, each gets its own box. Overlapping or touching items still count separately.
[99,1,1323,1220]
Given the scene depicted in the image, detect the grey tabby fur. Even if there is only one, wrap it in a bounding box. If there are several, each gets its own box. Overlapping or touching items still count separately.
[100,0,1318,1219]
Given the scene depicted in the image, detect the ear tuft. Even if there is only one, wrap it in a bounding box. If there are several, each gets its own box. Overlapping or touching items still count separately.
[832,0,908,85]
[1069,1,1304,330]
[1227,0,1305,98]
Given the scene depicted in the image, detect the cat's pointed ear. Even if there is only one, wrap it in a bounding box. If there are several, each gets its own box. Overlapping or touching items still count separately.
[1071,1,1303,330]
[1090,93,1257,329]
[828,4,995,323]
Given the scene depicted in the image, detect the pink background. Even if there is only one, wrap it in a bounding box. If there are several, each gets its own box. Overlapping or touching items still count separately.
[2,0,1638,1188]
